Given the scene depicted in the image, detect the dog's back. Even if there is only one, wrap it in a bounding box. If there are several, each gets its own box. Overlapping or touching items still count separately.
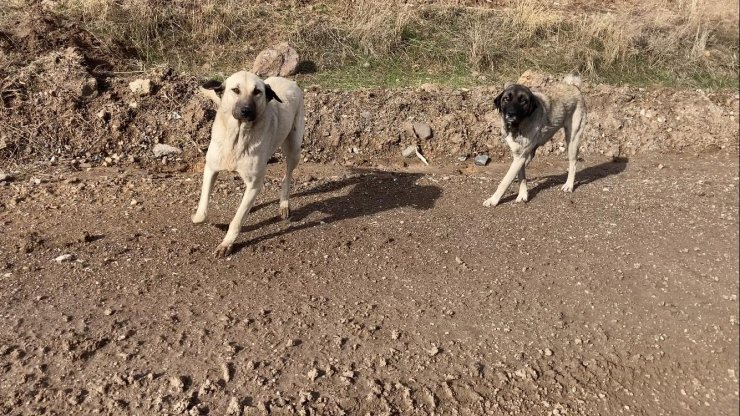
[534,75,585,126]
[264,77,304,121]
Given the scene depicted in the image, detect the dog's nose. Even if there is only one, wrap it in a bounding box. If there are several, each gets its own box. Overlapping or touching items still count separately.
[504,113,517,122]
[240,107,254,118]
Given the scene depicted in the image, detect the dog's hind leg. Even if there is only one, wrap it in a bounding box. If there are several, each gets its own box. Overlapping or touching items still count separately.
[214,173,264,257]
[516,152,535,203]
[562,108,585,193]
[192,165,218,224]
[483,155,526,207]
[279,119,304,220]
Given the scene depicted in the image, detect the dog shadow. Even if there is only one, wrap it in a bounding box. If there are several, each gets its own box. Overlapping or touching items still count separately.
[218,170,442,254]
[515,157,629,202]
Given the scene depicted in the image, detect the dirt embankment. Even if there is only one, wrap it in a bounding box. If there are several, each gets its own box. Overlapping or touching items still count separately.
[1,9,738,169]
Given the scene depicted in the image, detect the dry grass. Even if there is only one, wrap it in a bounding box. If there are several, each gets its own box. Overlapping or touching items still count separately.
[338,0,415,57]
[4,0,737,88]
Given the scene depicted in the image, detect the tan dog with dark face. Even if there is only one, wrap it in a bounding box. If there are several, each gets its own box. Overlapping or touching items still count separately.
[483,75,586,207]
[193,71,304,257]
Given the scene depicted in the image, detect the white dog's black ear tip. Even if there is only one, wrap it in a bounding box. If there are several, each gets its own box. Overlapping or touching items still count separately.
[201,79,224,92]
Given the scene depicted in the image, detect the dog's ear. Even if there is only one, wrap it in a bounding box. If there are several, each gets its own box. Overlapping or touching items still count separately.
[199,79,224,106]
[201,79,224,93]
[494,91,503,112]
[202,79,224,92]
[264,84,283,103]
[526,91,538,115]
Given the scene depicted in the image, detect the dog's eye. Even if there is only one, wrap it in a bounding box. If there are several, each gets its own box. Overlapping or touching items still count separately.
[231,87,240,94]
[253,88,262,96]
[502,96,510,103]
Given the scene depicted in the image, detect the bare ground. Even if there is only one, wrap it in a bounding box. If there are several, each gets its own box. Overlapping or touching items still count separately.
[1,153,738,415]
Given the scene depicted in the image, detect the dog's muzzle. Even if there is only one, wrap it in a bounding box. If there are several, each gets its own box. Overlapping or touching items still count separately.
[504,113,518,124]
[233,106,256,122]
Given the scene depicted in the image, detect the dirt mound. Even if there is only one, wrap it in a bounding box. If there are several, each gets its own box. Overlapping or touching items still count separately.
[0,4,122,73]
[1,53,738,167]
[300,83,739,165]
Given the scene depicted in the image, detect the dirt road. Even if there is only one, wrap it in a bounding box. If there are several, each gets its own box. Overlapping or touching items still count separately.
[1,154,738,415]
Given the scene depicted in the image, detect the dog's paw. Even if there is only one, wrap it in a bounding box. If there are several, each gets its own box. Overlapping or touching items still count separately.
[561,183,574,193]
[213,244,233,258]
[483,196,500,207]
[192,212,207,224]
[279,202,290,220]
[515,192,529,203]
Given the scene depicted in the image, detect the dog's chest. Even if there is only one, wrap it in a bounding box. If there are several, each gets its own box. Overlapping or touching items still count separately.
[206,126,268,173]
[504,123,559,155]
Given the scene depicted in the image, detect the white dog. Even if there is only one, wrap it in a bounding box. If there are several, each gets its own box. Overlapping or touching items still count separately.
[192,71,304,257]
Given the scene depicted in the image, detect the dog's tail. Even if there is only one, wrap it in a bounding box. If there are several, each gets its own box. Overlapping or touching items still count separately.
[562,74,582,89]
[199,86,221,107]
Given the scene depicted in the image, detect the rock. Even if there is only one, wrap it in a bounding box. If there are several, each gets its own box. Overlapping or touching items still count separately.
[607,144,621,158]
[222,362,233,382]
[420,83,440,93]
[307,367,322,381]
[401,145,418,158]
[54,254,75,263]
[226,397,242,416]
[252,43,299,77]
[340,370,355,384]
[79,77,98,98]
[170,376,187,393]
[153,143,182,158]
[428,345,442,357]
[517,69,551,88]
[514,366,539,380]
[544,348,554,356]
[474,154,490,166]
[401,145,429,165]
[129,79,152,96]
[173,399,190,413]
[299,390,318,404]
[413,122,433,140]
[0,173,12,182]
[198,378,217,396]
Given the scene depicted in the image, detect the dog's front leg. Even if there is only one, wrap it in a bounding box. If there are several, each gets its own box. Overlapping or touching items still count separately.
[483,156,526,207]
[214,175,264,257]
[515,152,535,203]
[192,165,218,224]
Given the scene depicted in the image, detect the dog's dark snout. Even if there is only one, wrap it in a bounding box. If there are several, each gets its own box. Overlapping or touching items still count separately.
[241,107,254,118]
[234,105,256,121]
[504,112,517,122]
